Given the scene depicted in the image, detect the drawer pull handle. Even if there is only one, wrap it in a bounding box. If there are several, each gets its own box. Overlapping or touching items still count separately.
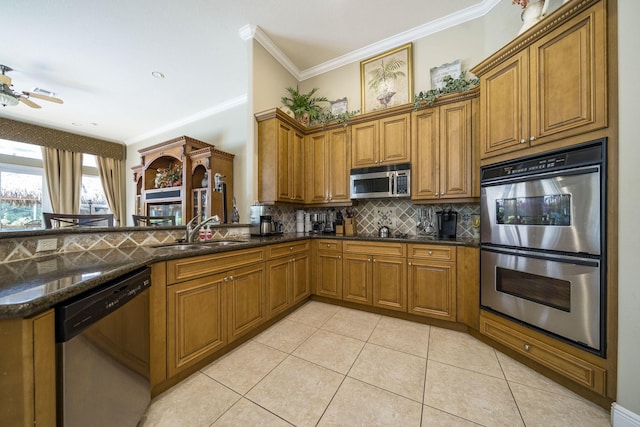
[524,344,530,351]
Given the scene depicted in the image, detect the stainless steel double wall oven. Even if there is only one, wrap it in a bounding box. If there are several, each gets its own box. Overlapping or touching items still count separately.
[480,140,606,356]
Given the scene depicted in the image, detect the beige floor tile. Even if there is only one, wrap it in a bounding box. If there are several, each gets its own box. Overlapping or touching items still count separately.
[509,382,611,427]
[286,301,340,327]
[142,372,240,427]
[212,398,292,427]
[201,340,287,395]
[348,343,426,402]
[428,327,504,378]
[496,351,582,399]
[252,318,317,353]
[321,306,381,341]
[318,377,422,427]
[369,316,430,358]
[421,405,482,427]
[424,360,524,427]
[246,355,344,427]
[293,329,365,374]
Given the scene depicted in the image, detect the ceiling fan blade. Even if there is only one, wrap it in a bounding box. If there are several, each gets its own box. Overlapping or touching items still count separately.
[20,97,41,109]
[23,91,63,104]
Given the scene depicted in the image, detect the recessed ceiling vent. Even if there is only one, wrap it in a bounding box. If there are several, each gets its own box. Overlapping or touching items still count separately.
[32,87,57,97]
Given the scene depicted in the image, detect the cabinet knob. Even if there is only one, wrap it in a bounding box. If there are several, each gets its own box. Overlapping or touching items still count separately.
[441,193,445,196]
[408,262,412,266]
[524,344,530,351]
[229,275,234,281]
[224,277,229,282]
[530,136,536,141]
[520,139,527,144]
[367,258,371,262]
[326,244,330,248]
[290,246,293,251]
[338,255,341,260]
[428,251,433,255]
[372,258,376,263]
[435,192,439,196]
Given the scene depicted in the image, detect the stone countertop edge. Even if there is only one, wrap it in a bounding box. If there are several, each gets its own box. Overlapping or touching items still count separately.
[0,233,479,319]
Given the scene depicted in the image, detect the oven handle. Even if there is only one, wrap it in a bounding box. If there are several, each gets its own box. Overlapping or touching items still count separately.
[481,246,600,267]
[481,165,600,187]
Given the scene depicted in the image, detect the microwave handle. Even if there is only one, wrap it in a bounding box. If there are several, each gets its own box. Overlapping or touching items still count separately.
[390,172,397,195]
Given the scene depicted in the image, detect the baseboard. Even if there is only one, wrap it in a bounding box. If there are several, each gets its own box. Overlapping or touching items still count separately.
[612,403,640,427]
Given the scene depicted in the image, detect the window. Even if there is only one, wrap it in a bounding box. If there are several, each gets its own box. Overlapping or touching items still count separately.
[0,140,111,230]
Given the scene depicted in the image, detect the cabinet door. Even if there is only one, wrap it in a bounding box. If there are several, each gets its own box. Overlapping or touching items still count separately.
[291,129,306,201]
[306,131,328,203]
[411,108,440,200]
[372,256,406,312]
[227,264,266,343]
[266,257,291,319]
[480,51,529,159]
[315,251,343,299]
[327,127,351,202]
[529,0,606,145]
[276,121,292,200]
[407,259,456,321]
[291,254,310,304]
[440,100,473,199]
[379,113,410,165]
[343,253,372,305]
[168,274,226,377]
[351,120,378,168]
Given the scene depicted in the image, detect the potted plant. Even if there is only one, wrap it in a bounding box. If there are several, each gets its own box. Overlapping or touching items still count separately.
[281,85,328,125]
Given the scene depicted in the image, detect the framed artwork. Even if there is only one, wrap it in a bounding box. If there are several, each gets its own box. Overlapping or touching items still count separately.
[360,43,413,113]
[430,59,461,90]
[330,97,348,115]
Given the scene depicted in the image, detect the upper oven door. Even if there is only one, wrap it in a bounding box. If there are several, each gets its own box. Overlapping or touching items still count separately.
[350,171,392,199]
[481,165,601,255]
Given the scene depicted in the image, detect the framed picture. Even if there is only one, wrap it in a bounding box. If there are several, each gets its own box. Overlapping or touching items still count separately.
[430,59,461,90]
[330,97,348,115]
[360,43,413,113]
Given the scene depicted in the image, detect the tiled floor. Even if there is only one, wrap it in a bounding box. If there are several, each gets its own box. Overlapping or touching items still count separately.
[142,301,611,427]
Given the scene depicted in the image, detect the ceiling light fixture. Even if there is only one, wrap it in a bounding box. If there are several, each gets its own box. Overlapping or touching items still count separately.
[0,86,19,107]
[151,71,165,79]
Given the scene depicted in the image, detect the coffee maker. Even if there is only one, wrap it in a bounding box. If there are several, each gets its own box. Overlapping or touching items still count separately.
[250,205,281,235]
[436,208,458,238]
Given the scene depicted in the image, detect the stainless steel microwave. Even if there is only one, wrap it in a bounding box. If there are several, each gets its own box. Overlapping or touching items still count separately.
[349,163,411,199]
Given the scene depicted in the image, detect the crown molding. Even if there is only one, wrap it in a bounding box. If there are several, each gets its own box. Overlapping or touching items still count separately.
[241,0,501,82]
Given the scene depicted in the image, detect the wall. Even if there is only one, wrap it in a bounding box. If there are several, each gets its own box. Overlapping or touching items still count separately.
[616,0,640,418]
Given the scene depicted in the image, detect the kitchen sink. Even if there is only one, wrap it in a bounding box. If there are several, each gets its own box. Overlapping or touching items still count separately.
[151,239,249,250]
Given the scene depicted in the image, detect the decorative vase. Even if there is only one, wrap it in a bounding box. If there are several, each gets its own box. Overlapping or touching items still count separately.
[519,0,546,35]
[201,172,208,188]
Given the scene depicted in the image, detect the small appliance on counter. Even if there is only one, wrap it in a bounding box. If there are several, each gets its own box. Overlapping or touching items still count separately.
[309,213,325,233]
[249,204,283,236]
[436,208,458,238]
[378,225,390,238]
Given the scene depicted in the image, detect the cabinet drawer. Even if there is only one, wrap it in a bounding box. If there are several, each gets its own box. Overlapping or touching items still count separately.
[480,314,606,395]
[316,239,342,252]
[343,241,406,257]
[408,244,456,261]
[267,240,310,259]
[167,248,265,283]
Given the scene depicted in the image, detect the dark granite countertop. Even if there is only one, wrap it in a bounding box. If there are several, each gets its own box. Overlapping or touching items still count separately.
[0,233,478,319]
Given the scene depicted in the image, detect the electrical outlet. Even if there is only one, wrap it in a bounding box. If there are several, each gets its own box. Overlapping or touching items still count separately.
[36,238,58,252]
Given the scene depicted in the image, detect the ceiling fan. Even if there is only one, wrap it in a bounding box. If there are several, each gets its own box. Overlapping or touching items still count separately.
[0,64,63,109]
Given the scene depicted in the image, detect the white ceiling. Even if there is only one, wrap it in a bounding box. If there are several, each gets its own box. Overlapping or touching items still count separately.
[1,0,497,144]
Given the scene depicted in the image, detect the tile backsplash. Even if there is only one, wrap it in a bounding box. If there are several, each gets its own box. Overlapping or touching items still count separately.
[271,200,480,238]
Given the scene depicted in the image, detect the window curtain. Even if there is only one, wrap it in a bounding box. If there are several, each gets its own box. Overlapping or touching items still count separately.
[97,156,126,226]
[41,147,82,214]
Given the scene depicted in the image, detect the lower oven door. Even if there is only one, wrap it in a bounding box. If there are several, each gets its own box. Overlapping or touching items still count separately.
[481,247,602,352]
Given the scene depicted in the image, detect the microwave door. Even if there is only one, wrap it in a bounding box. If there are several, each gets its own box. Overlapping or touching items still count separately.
[350,171,392,199]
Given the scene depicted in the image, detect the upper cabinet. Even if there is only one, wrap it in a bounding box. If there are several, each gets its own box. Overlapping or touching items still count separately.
[472,0,607,160]
[305,127,351,205]
[411,92,478,202]
[257,110,305,204]
[351,113,410,168]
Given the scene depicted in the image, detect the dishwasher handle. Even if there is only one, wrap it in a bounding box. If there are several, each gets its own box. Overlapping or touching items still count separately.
[55,267,151,342]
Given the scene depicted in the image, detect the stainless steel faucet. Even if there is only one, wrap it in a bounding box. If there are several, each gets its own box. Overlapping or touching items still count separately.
[185,215,221,242]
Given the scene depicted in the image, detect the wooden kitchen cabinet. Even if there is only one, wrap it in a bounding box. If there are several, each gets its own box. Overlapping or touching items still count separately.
[473,0,607,159]
[257,111,305,204]
[411,95,477,202]
[407,244,457,321]
[305,127,351,204]
[265,241,310,318]
[0,310,55,427]
[313,239,343,300]
[351,113,410,168]
[227,263,267,343]
[342,241,406,310]
[167,274,226,378]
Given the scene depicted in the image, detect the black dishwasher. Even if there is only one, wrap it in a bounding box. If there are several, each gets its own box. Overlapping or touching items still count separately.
[55,267,151,427]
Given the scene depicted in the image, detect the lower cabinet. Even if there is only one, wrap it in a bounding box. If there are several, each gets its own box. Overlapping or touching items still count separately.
[342,241,406,310]
[407,244,457,321]
[167,274,227,378]
[314,240,343,300]
[227,264,267,343]
[266,241,310,319]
